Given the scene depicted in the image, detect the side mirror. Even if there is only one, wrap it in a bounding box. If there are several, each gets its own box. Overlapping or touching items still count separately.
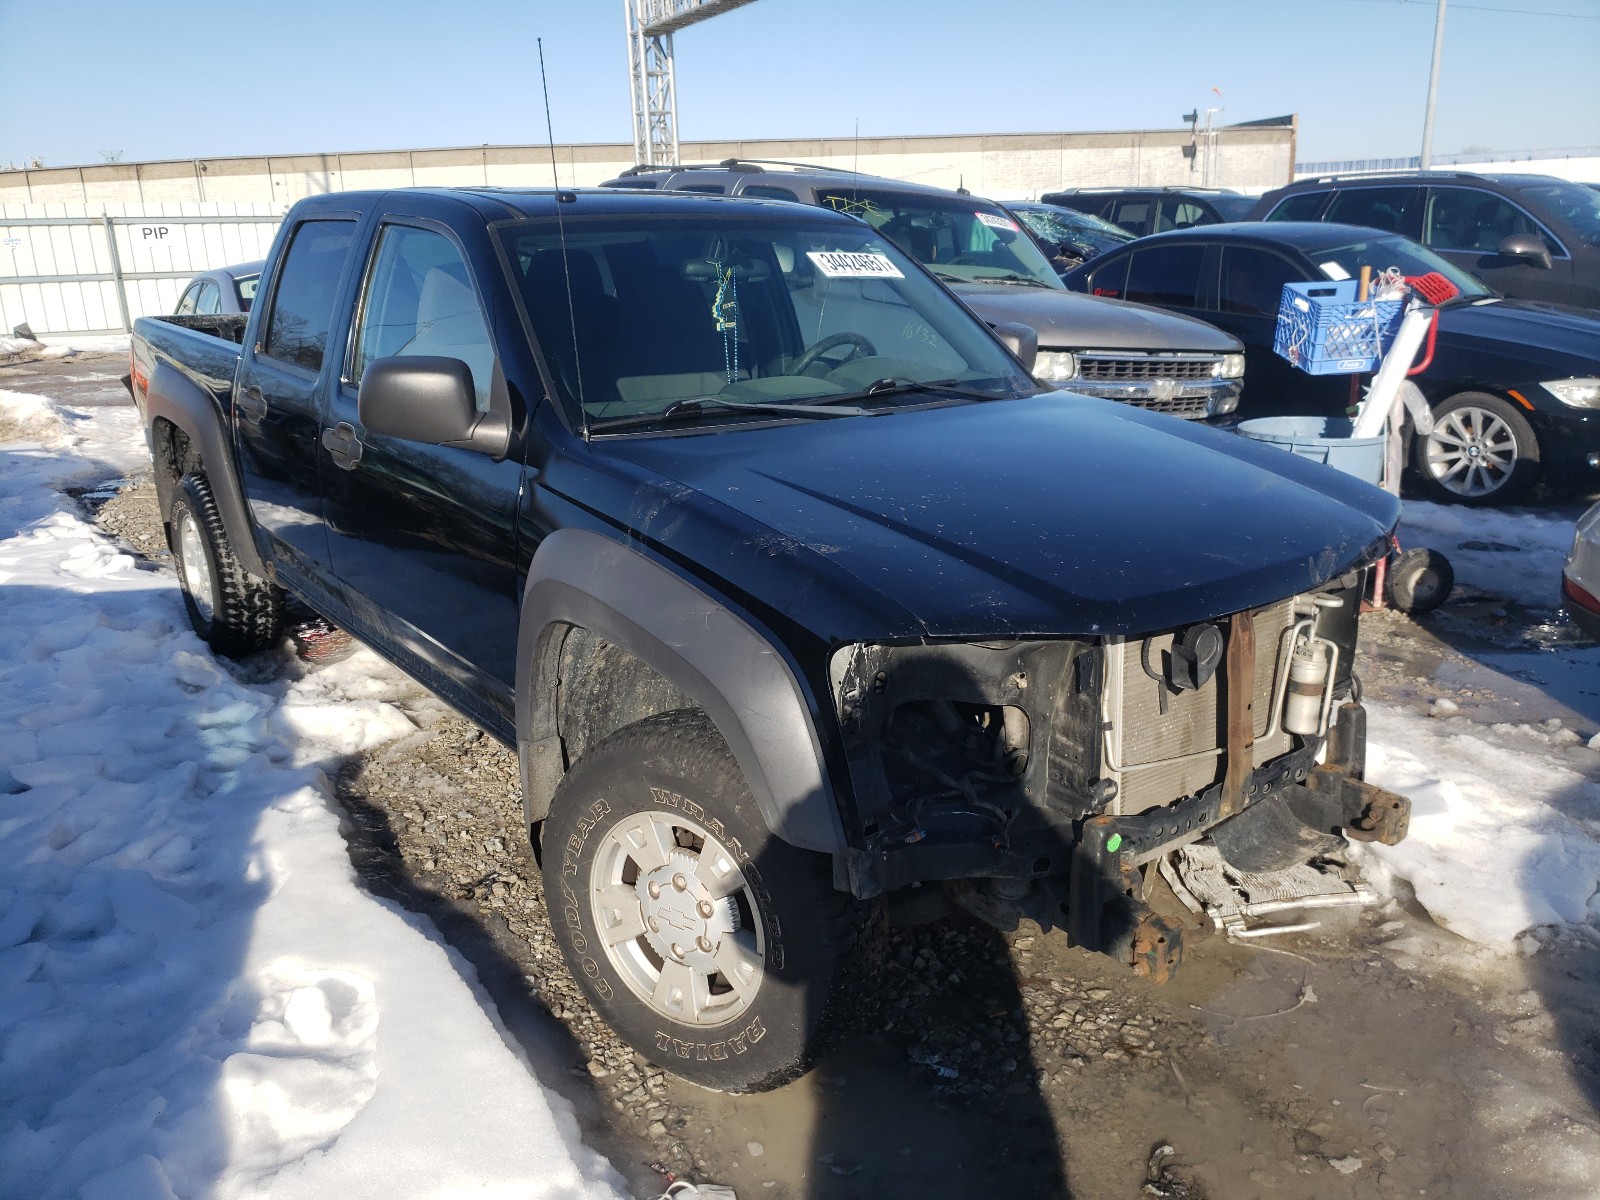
[1496,234,1552,270]
[991,321,1039,373]
[357,356,510,459]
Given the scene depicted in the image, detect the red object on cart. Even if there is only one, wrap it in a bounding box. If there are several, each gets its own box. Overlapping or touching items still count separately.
[1399,273,1459,378]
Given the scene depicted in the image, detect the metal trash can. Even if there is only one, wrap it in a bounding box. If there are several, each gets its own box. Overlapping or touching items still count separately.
[1236,417,1386,487]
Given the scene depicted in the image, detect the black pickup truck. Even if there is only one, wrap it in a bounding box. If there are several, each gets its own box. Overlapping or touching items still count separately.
[129,186,1410,1092]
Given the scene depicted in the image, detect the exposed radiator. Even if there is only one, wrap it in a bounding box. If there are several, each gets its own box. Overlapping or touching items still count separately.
[1101,599,1294,815]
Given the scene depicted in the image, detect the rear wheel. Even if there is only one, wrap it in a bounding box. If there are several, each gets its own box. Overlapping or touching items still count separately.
[540,710,883,1092]
[169,472,284,657]
[1416,392,1539,505]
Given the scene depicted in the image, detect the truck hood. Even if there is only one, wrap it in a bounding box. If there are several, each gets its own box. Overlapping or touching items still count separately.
[949,284,1242,354]
[599,394,1398,640]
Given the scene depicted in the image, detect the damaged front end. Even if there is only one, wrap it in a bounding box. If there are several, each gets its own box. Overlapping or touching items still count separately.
[828,569,1410,983]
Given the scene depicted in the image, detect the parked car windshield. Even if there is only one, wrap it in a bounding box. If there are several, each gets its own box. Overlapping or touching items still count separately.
[813,187,1064,288]
[1313,234,1493,299]
[496,215,1038,431]
[1516,181,1600,249]
[1012,205,1133,247]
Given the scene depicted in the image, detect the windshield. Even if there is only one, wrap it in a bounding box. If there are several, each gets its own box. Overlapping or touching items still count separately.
[496,216,1038,432]
[1313,234,1493,299]
[1013,205,1133,247]
[1517,181,1600,249]
[814,187,1064,288]
[1209,195,1258,222]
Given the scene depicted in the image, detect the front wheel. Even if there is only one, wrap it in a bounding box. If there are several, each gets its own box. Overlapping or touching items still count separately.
[1415,392,1540,505]
[540,711,883,1092]
[169,472,284,657]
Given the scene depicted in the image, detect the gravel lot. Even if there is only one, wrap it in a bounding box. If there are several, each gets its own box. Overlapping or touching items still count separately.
[30,353,1600,1199]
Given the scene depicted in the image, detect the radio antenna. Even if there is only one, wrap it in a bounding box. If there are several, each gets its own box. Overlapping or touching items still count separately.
[536,37,588,427]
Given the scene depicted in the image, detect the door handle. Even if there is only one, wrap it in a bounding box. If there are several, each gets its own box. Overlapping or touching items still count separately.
[237,385,268,424]
[321,421,364,470]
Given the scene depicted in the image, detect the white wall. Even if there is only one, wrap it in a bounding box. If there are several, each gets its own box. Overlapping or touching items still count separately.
[0,126,1297,210]
[0,202,281,336]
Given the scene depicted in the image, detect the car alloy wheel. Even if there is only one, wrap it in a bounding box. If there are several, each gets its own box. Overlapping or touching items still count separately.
[1424,404,1519,499]
[589,809,765,1026]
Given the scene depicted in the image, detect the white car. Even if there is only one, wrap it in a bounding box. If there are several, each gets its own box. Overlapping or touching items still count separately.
[1564,499,1600,639]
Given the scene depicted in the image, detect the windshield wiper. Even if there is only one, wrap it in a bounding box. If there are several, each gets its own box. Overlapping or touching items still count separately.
[843,377,1012,403]
[589,394,875,432]
[928,267,1051,289]
[971,272,1054,288]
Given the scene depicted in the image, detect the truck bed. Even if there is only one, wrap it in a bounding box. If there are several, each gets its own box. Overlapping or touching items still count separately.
[130,314,245,423]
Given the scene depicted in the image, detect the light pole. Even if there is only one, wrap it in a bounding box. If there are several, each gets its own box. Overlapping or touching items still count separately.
[1420,0,1448,169]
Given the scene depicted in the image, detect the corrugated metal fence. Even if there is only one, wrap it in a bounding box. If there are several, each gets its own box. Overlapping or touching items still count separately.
[0,202,283,337]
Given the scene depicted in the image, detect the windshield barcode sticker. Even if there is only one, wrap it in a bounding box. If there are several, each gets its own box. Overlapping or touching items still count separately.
[807,251,905,279]
[974,211,1019,232]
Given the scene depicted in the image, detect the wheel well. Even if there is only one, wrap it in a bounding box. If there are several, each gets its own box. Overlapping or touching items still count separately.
[535,624,701,807]
[150,417,202,526]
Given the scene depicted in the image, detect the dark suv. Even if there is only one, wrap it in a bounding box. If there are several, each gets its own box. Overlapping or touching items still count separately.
[1040,187,1259,238]
[604,162,1246,419]
[1249,173,1600,309]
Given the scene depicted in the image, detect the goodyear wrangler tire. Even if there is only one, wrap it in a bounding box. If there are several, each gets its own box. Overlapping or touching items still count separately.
[169,472,284,658]
[540,710,883,1092]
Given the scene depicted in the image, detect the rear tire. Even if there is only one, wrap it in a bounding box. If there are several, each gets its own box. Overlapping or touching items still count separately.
[1415,392,1539,505]
[539,710,883,1092]
[168,472,284,657]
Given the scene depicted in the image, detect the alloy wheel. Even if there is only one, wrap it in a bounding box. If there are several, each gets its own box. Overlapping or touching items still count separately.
[1424,405,1519,499]
[589,809,765,1027]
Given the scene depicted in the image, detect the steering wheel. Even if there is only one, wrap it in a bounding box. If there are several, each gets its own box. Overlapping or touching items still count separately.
[791,331,877,375]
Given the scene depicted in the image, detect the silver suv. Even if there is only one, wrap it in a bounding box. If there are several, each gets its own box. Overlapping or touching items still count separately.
[604,161,1246,420]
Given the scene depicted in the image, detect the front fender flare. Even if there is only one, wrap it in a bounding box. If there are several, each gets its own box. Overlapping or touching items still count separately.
[515,527,845,855]
[144,360,267,577]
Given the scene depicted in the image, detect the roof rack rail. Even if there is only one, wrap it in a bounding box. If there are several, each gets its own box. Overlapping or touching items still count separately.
[1049,185,1243,194]
[1306,169,1480,183]
[615,158,877,178]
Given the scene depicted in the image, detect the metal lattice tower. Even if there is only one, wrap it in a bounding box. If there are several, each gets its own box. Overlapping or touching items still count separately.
[626,0,761,167]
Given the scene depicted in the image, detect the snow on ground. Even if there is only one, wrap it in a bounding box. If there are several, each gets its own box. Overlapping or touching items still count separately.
[1362,701,1600,948]
[0,333,129,365]
[0,392,626,1198]
[1400,498,1577,610]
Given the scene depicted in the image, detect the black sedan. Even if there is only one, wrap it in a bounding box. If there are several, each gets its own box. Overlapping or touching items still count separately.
[1063,222,1600,504]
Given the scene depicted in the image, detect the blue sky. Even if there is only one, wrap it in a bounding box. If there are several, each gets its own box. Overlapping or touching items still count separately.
[1,0,1596,170]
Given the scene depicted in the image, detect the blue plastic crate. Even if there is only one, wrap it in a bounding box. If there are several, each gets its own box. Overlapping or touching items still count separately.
[1273,280,1404,375]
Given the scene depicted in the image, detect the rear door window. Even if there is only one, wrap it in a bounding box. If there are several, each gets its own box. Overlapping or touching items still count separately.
[1322,187,1422,237]
[195,281,222,315]
[1124,245,1206,307]
[1108,199,1153,236]
[1265,190,1330,222]
[1219,247,1302,316]
[1164,200,1210,231]
[261,220,358,373]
